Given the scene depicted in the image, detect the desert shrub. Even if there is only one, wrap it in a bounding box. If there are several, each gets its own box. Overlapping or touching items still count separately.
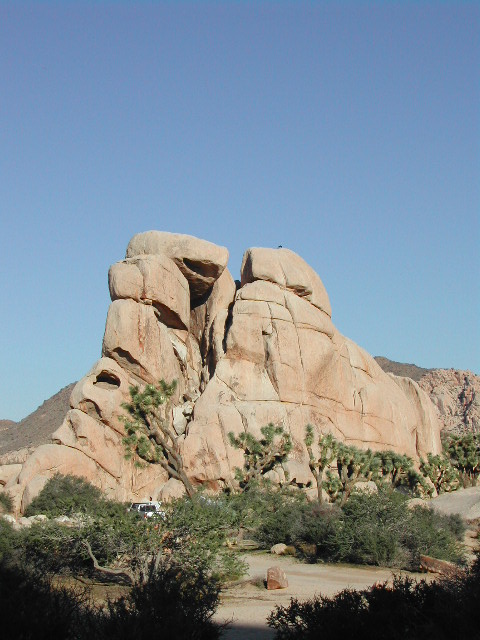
[225,486,463,570]
[0,491,13,513]
[0,560,97,640]
[21,506,159,577]
[25,474,108,518]
[20,520,88,574]
[267,555,480,639]
[327,488,409,566]
[98,558,222,640]
[0,519,19,562]
[252,493,342,554]
[0,556,223,640]
[402,506,465,565]
[253,496,310,548]
[162,494,247,581]
[328,488,464,569]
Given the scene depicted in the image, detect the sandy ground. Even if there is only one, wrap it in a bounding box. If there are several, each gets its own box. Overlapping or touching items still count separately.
[215,553,427,640]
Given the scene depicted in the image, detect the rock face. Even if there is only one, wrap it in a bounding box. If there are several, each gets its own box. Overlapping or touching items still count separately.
[0,232,442,512]
[419,369,479,435]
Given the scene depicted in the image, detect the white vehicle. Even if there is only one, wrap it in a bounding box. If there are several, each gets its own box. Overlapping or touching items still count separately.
[128,501,164,519]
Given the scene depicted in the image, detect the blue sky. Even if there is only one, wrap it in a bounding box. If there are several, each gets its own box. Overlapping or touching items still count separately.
[1,1,478,421]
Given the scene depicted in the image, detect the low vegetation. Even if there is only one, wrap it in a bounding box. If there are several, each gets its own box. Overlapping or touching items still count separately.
[0,491,13,514]
[0,557,221,640]
[247,486,464,569]
[268,555,480,639]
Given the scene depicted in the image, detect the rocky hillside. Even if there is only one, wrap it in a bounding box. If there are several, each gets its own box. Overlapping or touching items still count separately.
[374,357,431,383]
[419,369,479,435]
[0,384,75,461]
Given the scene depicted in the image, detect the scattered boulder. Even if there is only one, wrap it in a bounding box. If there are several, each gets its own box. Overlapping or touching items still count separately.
[267,566,288,590]
[352,480,378,495]
[0,464,22,488]
[430,486,480,522]
[54,515,75,525]
[407,497,429,510]
[270,543,288,555]
[419,555,460,578]
[28,514,48,523]
[18,516,32,528]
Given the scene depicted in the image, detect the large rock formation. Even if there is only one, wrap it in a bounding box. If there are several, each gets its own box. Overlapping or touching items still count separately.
[0,232,442,511]
[419,369,479,435]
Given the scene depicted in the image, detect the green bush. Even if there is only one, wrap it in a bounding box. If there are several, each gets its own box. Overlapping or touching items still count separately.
[0,519,19,562]
[247,487,464,570]
[0,556,223,640]
[403,506,465,565]
[329,489,464,569]
[163,494,247,581]
[20,508,160,577]
[267,555,480,639]
[25,474,108,518]
[0,491,13,514]
[253,493,311,548]
[99,558,222,640]
[251,491,342,556]
[0,560,97,640]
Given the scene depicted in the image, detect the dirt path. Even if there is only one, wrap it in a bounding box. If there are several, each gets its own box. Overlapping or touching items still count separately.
[215,553,427,640]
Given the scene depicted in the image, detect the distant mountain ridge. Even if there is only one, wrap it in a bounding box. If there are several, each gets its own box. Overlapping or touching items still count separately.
[0,383,76,457]
[374,357,431,382]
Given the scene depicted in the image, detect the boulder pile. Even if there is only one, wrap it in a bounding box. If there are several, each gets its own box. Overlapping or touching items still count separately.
[0,232,442,512]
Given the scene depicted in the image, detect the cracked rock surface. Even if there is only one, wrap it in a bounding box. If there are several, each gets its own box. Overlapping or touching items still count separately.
[1,232,442,512]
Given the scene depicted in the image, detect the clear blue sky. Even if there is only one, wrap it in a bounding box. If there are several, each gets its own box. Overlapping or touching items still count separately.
[1,1,478,421]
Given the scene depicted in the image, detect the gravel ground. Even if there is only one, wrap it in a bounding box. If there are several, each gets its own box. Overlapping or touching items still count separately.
[215,553,428,640]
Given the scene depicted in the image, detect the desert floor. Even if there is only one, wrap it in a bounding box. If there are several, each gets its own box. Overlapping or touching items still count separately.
[215,553,429,640]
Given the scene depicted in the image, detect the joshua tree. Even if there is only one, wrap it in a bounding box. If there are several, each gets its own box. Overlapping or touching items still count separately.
[326,443,380,505]
[228,423,292,491]
[304,425,339,503]
[419,453,460,494]
[121,379,195,498]
[443,433,480,487]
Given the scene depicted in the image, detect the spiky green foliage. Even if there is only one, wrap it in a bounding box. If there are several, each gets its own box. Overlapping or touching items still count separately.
[304,426,339,503]
[376,450,432,496]
[121,379,195,497]
[443,433,480,487]
[326,443,380,505]
[420,453,460,494]
[228,423,292,490]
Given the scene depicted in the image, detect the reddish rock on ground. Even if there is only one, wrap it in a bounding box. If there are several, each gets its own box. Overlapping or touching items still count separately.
[267,566,288,590]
